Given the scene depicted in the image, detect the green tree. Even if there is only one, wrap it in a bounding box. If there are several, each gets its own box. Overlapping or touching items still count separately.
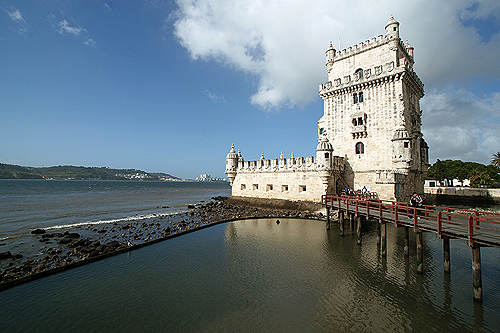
[469,169,494,188]
[491,152,500,168]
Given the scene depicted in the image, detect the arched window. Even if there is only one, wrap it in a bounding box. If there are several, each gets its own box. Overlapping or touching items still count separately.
[355,68,364,80]
[355,142,364,154]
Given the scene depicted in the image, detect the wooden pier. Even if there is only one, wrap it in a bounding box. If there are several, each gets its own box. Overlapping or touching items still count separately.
[321,194,500,302]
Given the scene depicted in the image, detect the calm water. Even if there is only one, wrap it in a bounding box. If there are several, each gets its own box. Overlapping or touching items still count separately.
[1,217,500,332]
[0,180,231,254]
[1,181,500,332]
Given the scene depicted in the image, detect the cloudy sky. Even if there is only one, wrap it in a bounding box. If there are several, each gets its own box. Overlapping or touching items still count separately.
[1,0,499,179]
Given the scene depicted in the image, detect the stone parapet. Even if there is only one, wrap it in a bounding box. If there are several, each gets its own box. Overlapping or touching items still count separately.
[236,155,344,174]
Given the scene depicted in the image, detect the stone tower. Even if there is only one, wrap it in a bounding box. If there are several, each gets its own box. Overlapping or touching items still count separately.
[318,16,429,201]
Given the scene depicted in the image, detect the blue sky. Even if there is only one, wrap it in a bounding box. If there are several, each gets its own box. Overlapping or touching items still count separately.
[1,0,499,179]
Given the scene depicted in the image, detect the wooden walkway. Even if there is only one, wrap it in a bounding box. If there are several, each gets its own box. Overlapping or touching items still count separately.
[321,194,500,248]
[321,194,500,302]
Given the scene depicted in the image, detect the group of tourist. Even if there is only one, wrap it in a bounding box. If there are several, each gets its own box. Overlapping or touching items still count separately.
[343,186,369,197]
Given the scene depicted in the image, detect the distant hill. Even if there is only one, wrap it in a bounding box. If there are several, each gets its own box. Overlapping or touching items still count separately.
[0,163,181,181]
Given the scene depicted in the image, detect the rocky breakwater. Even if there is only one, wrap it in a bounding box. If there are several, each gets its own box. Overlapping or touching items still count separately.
[0,196,326,289]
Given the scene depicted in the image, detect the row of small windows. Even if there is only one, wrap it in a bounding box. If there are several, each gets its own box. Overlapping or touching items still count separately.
[240,184,306,192]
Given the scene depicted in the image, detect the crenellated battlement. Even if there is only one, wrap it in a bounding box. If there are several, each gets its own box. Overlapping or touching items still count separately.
[234,153,344,174]
[333,35,413,61]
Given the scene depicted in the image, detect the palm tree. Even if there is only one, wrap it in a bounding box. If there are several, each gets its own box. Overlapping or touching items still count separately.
[469,169,493,188]
[492,152,500,168]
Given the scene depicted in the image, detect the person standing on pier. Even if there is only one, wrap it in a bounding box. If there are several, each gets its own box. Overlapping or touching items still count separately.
[409,192,423,219]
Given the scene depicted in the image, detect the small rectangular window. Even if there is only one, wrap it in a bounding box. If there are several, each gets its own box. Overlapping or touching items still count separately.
[266,184,273,191]
[324,152,329,158]
[282,185,289,192]
[253,184,259,190]
[299,185,307,192]
[404,142,409,148]
[359,92,364,103]
[241,184,246,190]
[358,117,363,125]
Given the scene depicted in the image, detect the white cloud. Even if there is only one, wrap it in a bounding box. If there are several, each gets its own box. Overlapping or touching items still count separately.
[84,38,97,47]
[4,7,29,36]
[172,0,500,109]
[172,0,500,164]
[58,20,82,36]
[7,8,23,21]
[422,88,500,164]
[204,89,226,103]
[47,14,95,47]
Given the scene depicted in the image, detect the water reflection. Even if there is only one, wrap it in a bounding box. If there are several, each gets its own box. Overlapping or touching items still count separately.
[0,218,498,332]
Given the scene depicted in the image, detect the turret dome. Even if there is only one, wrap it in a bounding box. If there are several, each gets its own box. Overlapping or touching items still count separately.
[392,126,410,140]
[316,135,333,151]
[385,15,400,39]
[226,144,237,159]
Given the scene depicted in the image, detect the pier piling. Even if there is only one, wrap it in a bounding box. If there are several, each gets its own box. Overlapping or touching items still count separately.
[416,231,423,274]
[326,206,331,230]
[404,226,409,256]
[357,215,362,245]
[377,221,381,245]
[339,211,344,236]
[381,220,387,257]
[472,243,482,302]
[443,236,450,273]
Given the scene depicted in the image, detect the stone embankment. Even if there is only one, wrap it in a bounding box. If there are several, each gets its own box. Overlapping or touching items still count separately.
[424,187,500,205]
[0,196,325,290]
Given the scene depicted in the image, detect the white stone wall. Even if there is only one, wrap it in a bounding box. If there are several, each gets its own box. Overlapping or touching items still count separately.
[318,18,427,202]
[232,170,330,203]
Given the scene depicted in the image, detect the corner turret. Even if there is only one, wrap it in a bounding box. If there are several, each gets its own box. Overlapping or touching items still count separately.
[316,135,334,169]
[325,41,336,70]
[225,144,238,185]
[391,127,411,170]
[385,15,400,40]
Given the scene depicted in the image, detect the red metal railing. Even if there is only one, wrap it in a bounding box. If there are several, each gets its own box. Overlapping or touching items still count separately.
[321,194,500,247]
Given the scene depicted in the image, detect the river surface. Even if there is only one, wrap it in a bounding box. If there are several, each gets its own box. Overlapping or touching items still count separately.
[1,180,499,332]
[1,217,500,332]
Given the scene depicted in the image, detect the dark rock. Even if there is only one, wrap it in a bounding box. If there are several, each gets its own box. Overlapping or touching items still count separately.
[187,205,195,209]
[12,253,23,259]
[68,233,80,238]
[68,239,87,248]
[104,241,120,248]
[58,238,73,245]
[90,240,101,247]
[0,251,12,259]
[31,229,46,235]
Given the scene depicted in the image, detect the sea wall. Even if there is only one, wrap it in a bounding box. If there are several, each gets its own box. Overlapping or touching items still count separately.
[424,186,500,205]
[228,196,324,212]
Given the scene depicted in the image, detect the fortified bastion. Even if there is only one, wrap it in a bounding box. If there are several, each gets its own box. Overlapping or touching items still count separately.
[226,16,429,203]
